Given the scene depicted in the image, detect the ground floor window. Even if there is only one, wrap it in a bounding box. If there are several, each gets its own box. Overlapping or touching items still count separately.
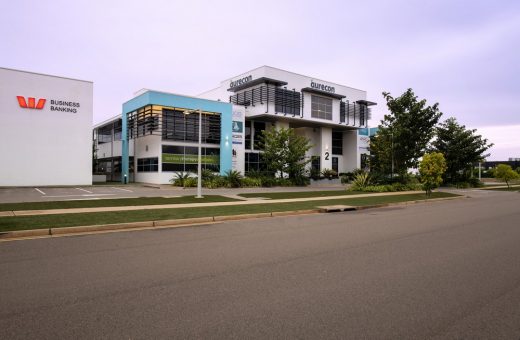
[332,131,343,155]
[137,158,158,172]
[332,157,338,173]
[245,152,266,173]
[311,156,321,177]
[361,153,369,170]
[161,145,220,172]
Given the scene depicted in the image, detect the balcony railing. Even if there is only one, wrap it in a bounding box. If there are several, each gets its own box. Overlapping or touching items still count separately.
[340,101,371,127]
[230,86,372,127]
[230,85,303,117]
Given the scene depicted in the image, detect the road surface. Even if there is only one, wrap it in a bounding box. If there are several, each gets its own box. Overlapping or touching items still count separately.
[1,189,519,339]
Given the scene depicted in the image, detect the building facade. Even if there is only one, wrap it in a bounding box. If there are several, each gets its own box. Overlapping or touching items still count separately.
[93,66,376,184]
[200,66,376,176]
[0,68,93,186]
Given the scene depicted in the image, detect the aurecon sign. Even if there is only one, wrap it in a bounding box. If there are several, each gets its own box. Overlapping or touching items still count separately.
[229,75,252,88]
[311,80,335,93]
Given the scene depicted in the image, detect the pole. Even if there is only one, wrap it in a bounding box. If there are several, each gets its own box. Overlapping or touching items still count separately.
[196,109,203,198]
[391,132,394,180]
[479,162,482,181]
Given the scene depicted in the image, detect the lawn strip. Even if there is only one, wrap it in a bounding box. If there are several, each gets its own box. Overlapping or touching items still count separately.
[0,192,458,232]
[239,190,366,199]
[0,195,238,212]
[480,186,520,192]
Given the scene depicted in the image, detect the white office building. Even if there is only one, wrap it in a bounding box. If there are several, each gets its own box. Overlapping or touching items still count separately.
[0,68,93,186]
[93,66,376,184]
[200,66,376,175]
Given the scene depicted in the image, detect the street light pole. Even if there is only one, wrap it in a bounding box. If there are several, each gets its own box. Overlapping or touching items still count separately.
[184,109,203,198]
[391,131,394,180]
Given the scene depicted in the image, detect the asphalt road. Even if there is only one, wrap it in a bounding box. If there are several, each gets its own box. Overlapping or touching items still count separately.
[1,189,519,339]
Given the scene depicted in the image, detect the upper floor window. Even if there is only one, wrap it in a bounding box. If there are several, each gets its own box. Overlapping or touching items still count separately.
[311,95,332,120]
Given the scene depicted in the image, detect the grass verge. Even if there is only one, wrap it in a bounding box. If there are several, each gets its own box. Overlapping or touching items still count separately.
[0,192,458,232]
[0,195,238,212]
[480,186,520,192]
[239,190,369,199]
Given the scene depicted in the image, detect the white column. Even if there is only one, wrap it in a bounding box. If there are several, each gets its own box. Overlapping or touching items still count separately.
[320,127,332,171]
[343,130,359,172]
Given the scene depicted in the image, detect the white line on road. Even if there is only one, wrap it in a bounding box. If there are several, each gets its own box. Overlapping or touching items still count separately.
[111,187,133,192]
[75,187,93,194]
[43,194,115,198]
[34,188,46,195]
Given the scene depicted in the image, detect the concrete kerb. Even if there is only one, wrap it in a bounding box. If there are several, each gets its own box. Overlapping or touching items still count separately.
[0,195,466,241]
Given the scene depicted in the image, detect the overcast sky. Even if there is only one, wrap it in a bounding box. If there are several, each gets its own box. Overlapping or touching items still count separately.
[1,0,519,160]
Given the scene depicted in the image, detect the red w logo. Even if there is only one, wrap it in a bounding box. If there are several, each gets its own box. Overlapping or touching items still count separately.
[17,96,46,109]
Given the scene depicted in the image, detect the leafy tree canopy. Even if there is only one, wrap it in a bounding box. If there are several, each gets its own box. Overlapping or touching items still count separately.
[257,127,312,180]
[419,152,447,197]
[370,89,443,178]
[431,117,493,183]
[494,164,519,188]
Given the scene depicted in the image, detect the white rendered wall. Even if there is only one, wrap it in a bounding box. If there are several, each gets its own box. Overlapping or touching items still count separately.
[0,68,93,186]
[320,127,332,171]
[343,130,359,171]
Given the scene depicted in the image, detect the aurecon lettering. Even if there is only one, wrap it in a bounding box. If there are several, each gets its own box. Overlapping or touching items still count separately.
[311,81,335,93]
[229,75,252,88]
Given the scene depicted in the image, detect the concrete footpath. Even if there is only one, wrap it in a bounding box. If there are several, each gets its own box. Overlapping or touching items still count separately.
[0,194,465,241]
[0,191,430,217]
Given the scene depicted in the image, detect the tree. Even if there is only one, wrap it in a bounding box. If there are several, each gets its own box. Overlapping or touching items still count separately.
[431,117,493,183]
[494,164,519,188]
[257,127,312,182]
[419,152,447,197]
[370,89,443,179]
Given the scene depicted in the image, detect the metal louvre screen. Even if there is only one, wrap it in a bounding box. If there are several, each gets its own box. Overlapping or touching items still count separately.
[230,85,302,116]
[125,106,221,143]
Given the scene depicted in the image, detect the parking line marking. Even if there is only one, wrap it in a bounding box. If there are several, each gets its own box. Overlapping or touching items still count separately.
[76,187,93,194]
[111,187,133,192]
[35,188,46,195]
[43,194,115,198]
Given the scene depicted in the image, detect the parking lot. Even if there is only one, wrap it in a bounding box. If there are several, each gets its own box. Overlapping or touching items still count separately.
[0,185,188,203]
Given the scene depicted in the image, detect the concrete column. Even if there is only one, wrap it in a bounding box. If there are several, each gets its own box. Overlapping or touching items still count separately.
[343,130,359,172]
[320,127,332,171]
[121,112,129,184]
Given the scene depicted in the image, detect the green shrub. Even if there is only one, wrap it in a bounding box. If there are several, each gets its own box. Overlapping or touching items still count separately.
[170,172,191,187]
[350,172,370,191]
[203,176,227,189]
[321,168,338,179]
[201,169,216,181]
[275,178,294,187]
[223,170,243,188]
[241,177,262,187]
[184,177,198,187]
[290,176,310,186]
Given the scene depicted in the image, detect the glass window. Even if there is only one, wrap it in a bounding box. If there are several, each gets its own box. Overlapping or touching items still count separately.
[114,120,122,141]
[311,95,333,120]
[245,120,251,150]
[97,124,113,144]
[332,157,339,173]
[253,121,266,150]
[332,131,343,155]
[137,158,158,172]
[162,109,221,144]
[161,145,220,172]
[245,152,265,173]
